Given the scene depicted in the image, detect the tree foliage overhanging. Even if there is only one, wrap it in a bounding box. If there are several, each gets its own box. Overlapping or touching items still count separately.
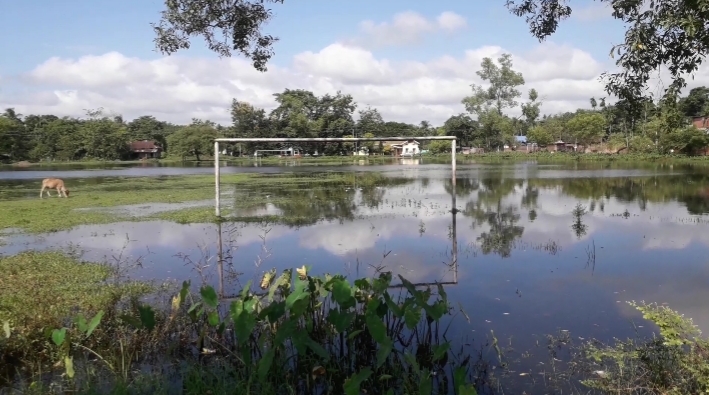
[3,54,709,162]
[506,0,709,106]
[151,0,709,110]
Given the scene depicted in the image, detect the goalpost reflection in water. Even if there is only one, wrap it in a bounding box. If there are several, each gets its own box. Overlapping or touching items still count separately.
[215,175,459,300]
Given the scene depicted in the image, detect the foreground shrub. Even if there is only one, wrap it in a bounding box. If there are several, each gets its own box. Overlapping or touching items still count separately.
[577,302,709,394]
[2,259,491,394]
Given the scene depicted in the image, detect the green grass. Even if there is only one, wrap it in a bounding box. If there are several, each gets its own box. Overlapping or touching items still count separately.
[0,251,152,362]
[0,172,401,233]
[0,174,248,233]
[454,151,709,164]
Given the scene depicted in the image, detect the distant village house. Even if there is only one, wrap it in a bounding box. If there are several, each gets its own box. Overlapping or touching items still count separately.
[389,140,421,157]
[128,140,162,160]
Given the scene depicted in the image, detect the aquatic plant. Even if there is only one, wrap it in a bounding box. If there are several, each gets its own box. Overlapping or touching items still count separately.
[2,256,494,394]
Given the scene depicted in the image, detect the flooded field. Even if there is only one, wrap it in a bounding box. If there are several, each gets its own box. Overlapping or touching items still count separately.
[2,160,709,392]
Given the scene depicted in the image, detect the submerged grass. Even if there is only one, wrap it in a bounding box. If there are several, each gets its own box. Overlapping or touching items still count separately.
[0,172,393,233]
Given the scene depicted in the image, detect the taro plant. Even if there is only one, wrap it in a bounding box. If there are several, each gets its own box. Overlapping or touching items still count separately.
[50,310,105,378]
[168,265,480,394]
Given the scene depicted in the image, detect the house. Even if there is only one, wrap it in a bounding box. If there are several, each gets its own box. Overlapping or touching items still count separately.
[390,140,420,157]
[460,147,484,154]
[128,140,162,159]
[354,148,369,156]
[691,116,709,132]
[545,140,577,152]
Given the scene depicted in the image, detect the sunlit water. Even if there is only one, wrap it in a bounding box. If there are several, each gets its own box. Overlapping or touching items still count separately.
[3,160,709,391]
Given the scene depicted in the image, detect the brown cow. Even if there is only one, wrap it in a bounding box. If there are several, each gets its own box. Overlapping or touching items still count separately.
[40,178,70,198]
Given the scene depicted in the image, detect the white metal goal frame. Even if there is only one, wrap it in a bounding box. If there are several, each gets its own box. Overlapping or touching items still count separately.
[213,136,458,217]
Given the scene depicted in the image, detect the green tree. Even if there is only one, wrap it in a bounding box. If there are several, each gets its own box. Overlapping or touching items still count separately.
[462,53,524,149]
[230,99,271,154]
[660,126,709,155]
[357,107,384,136]
[566,112,607,147]
[526,125,554,146]
[30,118,81,161]
[679,86,709,117]
[442,114,478,147]
[520,88,542,127]
[167,121,219,160]
[127,116,170,151]
[462,53,525,116]
[78,115,131,160]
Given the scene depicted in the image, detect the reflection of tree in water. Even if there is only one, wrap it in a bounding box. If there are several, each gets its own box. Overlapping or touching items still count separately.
[477,177,523,205]
[443,177,479,197]
[528,209,537,222]
[521,185,539,210]
[237,173,413,226]
[571,203,588,239]
[528,173,709,215]
[465,200,524,258]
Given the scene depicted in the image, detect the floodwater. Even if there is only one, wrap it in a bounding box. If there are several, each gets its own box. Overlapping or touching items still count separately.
[3,160,709,391]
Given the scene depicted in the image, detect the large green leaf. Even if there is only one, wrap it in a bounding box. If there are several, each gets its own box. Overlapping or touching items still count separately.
[138,305,156,331]
[85,310,104,338]
[344,368,372,395]
[51,328,66,346]
[258,348,275,383]
[332,279,355,309]
[365,313,388,344]
[200,285,219,309]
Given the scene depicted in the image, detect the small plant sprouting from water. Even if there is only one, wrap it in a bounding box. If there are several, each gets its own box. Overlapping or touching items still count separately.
[585,239,597,274]
[571,202,588,239]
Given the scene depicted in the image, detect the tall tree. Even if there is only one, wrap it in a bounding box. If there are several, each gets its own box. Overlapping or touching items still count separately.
[462,53,525,116]
[520,88,542,128]
[462,53,524,149]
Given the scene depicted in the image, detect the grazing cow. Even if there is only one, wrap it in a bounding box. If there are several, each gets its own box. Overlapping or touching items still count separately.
[40,178,70,198]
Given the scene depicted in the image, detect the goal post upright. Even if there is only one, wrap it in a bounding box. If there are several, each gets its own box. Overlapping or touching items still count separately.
[212,136,457,218]
[215,141,221,217]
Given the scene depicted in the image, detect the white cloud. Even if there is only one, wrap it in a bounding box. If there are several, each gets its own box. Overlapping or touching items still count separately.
[351,11,466,48]
[436,11,468,32]
[1,40,616,125]
[5,11,709,127]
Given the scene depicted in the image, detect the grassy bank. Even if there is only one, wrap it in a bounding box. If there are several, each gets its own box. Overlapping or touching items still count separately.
[457,151,709,164]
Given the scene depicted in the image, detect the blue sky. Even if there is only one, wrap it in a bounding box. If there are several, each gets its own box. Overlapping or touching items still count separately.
[0,0,628,124]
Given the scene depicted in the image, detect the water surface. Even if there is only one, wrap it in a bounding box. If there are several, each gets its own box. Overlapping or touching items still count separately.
[3,161,709,391]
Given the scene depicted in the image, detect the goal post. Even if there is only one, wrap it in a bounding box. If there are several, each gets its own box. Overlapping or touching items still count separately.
[212,136,457,217]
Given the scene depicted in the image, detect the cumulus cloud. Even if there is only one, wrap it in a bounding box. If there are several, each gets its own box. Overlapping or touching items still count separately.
[351,11,467,48]
[3,10,709,127]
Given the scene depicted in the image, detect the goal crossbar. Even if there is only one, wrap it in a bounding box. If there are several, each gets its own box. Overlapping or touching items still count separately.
[213,136,458,217]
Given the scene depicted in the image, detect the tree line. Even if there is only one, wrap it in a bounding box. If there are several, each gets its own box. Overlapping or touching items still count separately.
[2,54,709,162]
